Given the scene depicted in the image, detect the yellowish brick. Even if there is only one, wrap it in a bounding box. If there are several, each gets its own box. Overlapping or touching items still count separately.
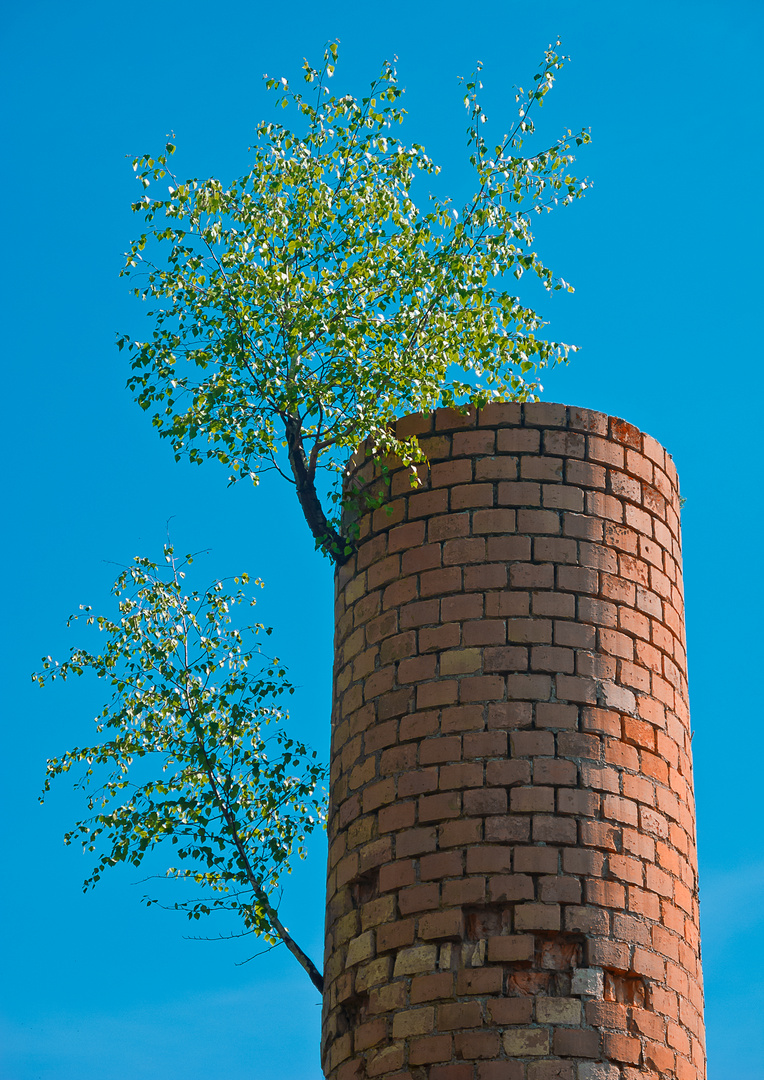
[362,894,397,932]
[440,648,482,675]
[392,1006,436,1039]
[535,997,582,1025]
[461,939,486,967]
[348,814,376,848]
[439,943,454,969]
[355,955,393,992]
[393,944,438,976]
[346,930,376,967]
[330,1032,353,1070]
[335,909,360,946]
[365,1042,405,1076]
[503,1028,550,1056]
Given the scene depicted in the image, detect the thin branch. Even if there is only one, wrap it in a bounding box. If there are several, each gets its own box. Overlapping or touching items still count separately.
[235,940,283,967]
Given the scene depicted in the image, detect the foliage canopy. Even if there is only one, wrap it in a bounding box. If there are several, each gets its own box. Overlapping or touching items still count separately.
[121,41,590,561]
[35,548,325,989]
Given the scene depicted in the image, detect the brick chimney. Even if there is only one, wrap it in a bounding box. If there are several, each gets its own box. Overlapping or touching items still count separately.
[322,403,704,1080]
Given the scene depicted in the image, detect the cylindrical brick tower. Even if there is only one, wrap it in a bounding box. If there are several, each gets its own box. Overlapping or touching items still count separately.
[322,402,704,1080]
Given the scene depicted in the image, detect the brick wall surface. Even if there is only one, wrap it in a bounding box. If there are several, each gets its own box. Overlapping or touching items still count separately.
[322,403,704,1080]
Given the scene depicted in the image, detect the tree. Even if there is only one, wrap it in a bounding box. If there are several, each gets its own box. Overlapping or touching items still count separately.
[120,40,589,562]
[39,41,589,998]
[35,547,326,991]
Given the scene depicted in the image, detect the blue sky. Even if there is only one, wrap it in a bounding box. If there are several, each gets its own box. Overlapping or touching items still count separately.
[2,1,762,1077]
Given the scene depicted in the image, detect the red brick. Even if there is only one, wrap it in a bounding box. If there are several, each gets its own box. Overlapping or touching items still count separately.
[376,918,416,951]
[496,426,540,452]
[517,508,561,533]
[539,875,582,903]
[455,1031,501,1059]
[511,786,554,813]
[431,458,473,488]
[604,1033,642,1064]
[490,993,531,1019]
[486,701,532,730]
[566,458,606,488]
[462,620,506,648]
[442,593,484,620]
[531,645,575,672]
[396,827,438,858]
[419,908,463,940]
[483,646,528,671]
[398,654,438,683]
[417,680,459,709]
[420,566,462,597]
[440,761,484,789]
[485,759,531,786]
[455,967,503,995]
[401,543,442,576]
[498,480,541,505]
[532,591,576,618]
[388,519,426,552]
[507,673,553,699]
[452,483,494,509]
[430,1066,474,1080]
[419,791,462,822]
[514,903,560,931]
[532,815,576,845]
[510,562,555,589]
[466,845,512,873]
[438,1001,483,1030]
[442,876,486,905]
[543,484,584,512]
[441,704,486,733]
[558,788,599,816]
[507,618,553,644]
[525,402,566,427]
[398,882,440,914]
[484,815,530,843]
[521,455,563,482]
[464,788,508,815]
[488,874,535,902]
[587,937,630,970]
[476,456,518,480]
[409,1035,453,1065]
[354,1017,388,1050]
[514,842,561,876]
[588,435,625,468]
[565,905,610,935]
[438,816,481,851]
[477,1063,524,1080]
[460,675,506,702]
[535,702,578,728]
[410,972,454,1003]
[420,735,462,765]
[379,801,416,833]
[429,512,471,541]
[473,508,517,533]
[527,1065,575,1080]
[644,1042,676,1075]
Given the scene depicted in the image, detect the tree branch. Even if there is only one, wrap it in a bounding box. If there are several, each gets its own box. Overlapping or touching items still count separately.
[191,718,325,994]
[283,412,350,565]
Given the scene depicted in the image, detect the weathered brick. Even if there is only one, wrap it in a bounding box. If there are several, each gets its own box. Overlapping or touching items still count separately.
[502,1028,550,1056]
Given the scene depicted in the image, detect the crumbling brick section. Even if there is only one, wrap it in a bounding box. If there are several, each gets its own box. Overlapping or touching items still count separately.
[322,403,704,1080]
